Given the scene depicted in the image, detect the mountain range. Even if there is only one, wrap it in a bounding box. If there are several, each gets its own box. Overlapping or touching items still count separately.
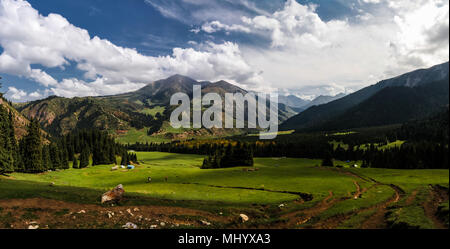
[280,61,449,131]
[15,75,298,139]
[4,61,449,141]
[278,93,347,112]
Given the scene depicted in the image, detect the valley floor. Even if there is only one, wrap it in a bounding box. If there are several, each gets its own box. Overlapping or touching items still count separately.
[0,152,448,229]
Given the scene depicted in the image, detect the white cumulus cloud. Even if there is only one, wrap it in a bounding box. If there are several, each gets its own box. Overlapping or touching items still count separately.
[196,0,449,93]
[0,0,263,101]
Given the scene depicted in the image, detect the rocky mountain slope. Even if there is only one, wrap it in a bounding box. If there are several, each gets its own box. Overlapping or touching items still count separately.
[18,75,298,139]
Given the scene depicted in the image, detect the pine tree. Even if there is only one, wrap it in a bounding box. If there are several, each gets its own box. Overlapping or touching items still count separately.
[60,144,69,170]
[120,151,131,166]
[42,145,52,171]
[50,143,61,169]
[72,155,79,169]
[22,120,43,173]
[321,151,334,167]
[79,146,90,168]
[0,105,14,174]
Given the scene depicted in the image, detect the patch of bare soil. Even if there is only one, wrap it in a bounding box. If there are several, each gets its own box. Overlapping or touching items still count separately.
[353,181,362,199]
[422,185,449,229]
[360,184,403,229]
[0,198,230,229]
[279,190,351,228]
[310,182,376,229]
[306,168,405,229]
[405,189,419,206]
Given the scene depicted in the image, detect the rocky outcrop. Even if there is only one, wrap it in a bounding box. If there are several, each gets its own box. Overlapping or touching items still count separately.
[101,184,125,204]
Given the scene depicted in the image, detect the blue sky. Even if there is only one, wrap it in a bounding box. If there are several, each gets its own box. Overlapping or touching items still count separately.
[0,0,448,101]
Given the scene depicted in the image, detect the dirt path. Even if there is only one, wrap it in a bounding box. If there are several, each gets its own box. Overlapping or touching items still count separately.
[310,182,375,229]
[353,181,362,199]
[280,191,340,228]
[360,184,402,229]
[308,168,404,229]
[0,198,230,229]
[275,168,371,229]
[422,185,449,229]
[405,189,419,206]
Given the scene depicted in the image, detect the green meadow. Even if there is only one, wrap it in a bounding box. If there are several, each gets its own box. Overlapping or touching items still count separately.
[1,152,448,228]
[6,152,448,204]
[7,152,358,204]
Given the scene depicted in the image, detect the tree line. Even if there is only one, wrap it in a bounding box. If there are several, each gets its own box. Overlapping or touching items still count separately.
[202,142,253,169]
[126,110,449,170]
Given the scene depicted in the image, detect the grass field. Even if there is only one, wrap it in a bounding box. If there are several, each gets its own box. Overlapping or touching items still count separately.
[247,130,295,137]
[1,152,448,229]
[140,106,165,116]
[116,129,172,144]
[7,153,358,204]
[331,140,406,151]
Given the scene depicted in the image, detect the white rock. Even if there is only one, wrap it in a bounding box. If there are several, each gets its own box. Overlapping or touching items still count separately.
[28,224,39,229]
[122,222,138,229]
[126,209,134,216]
[240,214,249,223]
[201,220,211,226]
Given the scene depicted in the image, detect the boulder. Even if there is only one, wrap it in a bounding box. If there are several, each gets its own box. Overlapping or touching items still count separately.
[239,214,249,223]
[28,224,39,229]
[201,220,211,226]
[122,222,138,229]
[101,184,125,204]
[28,221,39,229]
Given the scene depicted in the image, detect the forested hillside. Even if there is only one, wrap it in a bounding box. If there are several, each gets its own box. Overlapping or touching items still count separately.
[281,62,449,131]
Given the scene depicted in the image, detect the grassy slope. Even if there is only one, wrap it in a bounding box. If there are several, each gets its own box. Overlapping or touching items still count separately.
[7,152,358,204]
[140,106,165,116]
[1,152,448,228]
[349,168,449,192]
[5,152,448,205]
[116,128,172,144]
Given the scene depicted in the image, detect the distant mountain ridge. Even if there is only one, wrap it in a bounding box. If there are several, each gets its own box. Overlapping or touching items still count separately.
[17,75,297,138]
[278,93,347,112]
[280,61,449,131]
[302,93,347,109]
[278,95,310,108]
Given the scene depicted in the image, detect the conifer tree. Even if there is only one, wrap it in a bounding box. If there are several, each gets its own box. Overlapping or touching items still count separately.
[79,146,90,168]
[22,120,43,173]
[120,151,129,166]
[0,105,14,174]
[42,145,52,171]
[60,145,69,170]
[321,151,334,167]
[50,143,61,169]
[72,155,79,169]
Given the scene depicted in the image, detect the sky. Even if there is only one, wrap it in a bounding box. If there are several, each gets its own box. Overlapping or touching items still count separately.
[0,0,448,102]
